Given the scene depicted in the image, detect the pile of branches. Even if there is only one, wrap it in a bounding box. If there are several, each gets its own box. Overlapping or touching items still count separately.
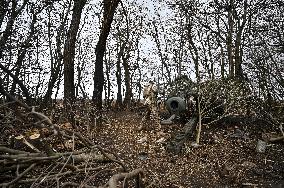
[0,80,144,187]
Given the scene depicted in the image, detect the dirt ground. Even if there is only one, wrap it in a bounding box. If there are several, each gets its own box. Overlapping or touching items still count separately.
[94,110,284,188]
[1,107,283,187]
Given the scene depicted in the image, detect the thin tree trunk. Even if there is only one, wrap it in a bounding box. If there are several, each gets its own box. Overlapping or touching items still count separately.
[122,53,132,108]
[116,42,123,107]
[227,0,234,78]
[0,0,8,29]
[9,4,45,104]
[0,0,28,58]
[234,0,248,80]
[105,47,111,108]
[152,21,171,83]
[120,4,132,109]
[216,14,225,79]
[43,2,71,106]
[186,17,200,83]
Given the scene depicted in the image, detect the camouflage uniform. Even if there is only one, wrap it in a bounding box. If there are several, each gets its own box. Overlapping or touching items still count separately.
[138,81,161,131]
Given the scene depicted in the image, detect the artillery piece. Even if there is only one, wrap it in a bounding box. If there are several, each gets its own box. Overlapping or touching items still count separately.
[161,97,187,125]
[160,75,197,125]
[161,75,254,154]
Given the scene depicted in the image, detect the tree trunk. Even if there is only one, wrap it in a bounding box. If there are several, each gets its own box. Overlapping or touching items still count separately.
[220,45,225,79]
[0,0,8,28]
[122,53,132,108]
[216,14,225,79]
[234,0,248,80]
[116,42,123,107]
[186,17,200,83]
[105,48,111,108]
[43,2,71,107]
[10,4,44,105]
[227,0,234,78]
[188,33,200,83]
[0,0,28,58]
[63,0,87,103]
[92,0,120,109]
[152,21,172,83]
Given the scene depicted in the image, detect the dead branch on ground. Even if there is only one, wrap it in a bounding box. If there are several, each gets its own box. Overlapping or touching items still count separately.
[0,79,144,187]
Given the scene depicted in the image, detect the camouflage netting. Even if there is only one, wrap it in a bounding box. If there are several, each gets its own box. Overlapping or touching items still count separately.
[166,75,196,98]
[165,77,261,154]
[197,79,255,118]
[165,76,283,154]
[165,76,264,122]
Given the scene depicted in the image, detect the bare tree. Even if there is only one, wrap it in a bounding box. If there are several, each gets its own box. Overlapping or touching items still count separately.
[92,0,120,109]
[63,0,87,103]
[43,1,71,107]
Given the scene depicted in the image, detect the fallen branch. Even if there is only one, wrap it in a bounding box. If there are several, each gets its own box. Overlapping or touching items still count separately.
[0,78,140,187]
[108,168,144,188]
[0,146,120,165]
[269,136,284,142]
[95,145,127,172]
[0,146,30,154]
[269,124,284,142]
[61,182,98,188]
[280,123,284,136]
[0,163,36,187]
[17,166,106,185]
[0,78,94,149]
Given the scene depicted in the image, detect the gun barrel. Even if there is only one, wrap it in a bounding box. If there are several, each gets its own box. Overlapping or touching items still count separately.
[165,97,186,115]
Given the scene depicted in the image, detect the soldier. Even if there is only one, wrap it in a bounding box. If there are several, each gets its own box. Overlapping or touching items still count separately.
[138,81,161,131]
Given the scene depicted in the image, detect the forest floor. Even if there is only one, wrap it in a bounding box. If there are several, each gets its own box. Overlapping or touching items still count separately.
[93,110,284,188]
[1,105,283,187]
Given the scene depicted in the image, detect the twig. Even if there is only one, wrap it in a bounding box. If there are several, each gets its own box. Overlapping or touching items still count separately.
[95,145,127,172]
[0,79,95,149]
[17,166,106,184]
[269,136,284,142]
[22,138,41,152]
[62,182,98,188]
[29,106,53,125]
[269,123,284,142]
[79,168,113,188]
[280,123,284,136]
[0,146,31,154]
[0,163,31,173]
[0,77,134,187]
[0,101,17,108]
[0,163,36,187]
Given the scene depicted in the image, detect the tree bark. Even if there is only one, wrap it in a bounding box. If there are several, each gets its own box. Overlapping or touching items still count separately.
[105,48,111,108]
[234,0,248,80]
[122,52,132,108]
[116,60,123,107]
[63,0,87,103]
[93,0,120,109]
[187,19,200,83]
[227,0,235,78]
